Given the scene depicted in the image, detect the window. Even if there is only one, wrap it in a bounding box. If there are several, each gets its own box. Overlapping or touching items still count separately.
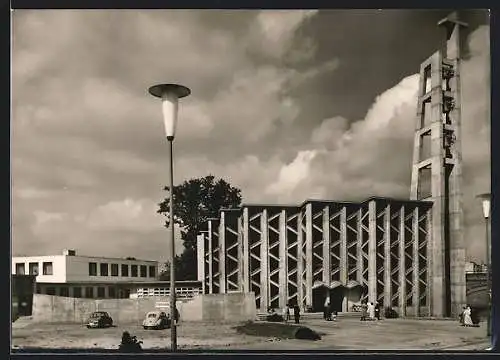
[121,264,129,277]
[46,287,56,295]
[60,287,69,297]
[85,287,94,298]
[108,287,116,298]
[29,262,39,275]
[149,266,156,278]
[140,265,147,278]
[42,262,53,275]
[73,287,82,298]
[89,262,97,276]
[111,264,119,277]
[100,263,108,276]
[97,287,105,298]
[15,263,25,275]
[131,265,138,277]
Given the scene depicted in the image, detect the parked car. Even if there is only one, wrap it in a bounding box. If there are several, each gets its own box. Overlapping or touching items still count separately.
[142,311,170,330]
[86,311,113,328]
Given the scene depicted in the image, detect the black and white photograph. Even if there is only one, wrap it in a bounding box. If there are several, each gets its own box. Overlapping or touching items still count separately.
[11,8,493,352]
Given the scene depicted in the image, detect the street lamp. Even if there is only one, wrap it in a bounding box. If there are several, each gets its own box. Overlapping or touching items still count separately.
[477,193,491,339]
[149,83,191,352]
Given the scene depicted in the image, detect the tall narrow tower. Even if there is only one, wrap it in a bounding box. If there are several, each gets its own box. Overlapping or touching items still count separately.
[410,12,468,317]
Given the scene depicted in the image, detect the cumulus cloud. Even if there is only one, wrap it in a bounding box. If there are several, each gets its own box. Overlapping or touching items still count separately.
[267,25,490,262]
[12,10,330,260]
[11,10,489,265]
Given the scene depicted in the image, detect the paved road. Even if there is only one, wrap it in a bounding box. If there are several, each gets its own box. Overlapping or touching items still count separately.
[12,316,490,352]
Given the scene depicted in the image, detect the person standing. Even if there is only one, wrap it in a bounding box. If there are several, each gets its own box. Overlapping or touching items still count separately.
[375,302,381,320]
[360,301,368,321]
[283,304,290,322]
[323,296,331,321]
[293,304,300,324]
[463,305,473,327]
[368,302,375,320]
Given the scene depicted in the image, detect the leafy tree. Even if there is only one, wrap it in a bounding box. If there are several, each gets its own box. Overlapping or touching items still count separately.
[158,175,242,280]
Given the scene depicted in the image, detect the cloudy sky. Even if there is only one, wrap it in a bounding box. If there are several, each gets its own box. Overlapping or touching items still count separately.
[12,9,490,263]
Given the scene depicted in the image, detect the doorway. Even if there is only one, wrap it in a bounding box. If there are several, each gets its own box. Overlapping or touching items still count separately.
[328,287,345,313]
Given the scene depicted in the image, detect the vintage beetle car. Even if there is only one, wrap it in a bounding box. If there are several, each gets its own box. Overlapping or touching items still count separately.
[142,310,170,330]
[86,311,114,328]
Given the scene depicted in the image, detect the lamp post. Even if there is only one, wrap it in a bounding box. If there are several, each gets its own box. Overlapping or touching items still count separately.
[149,83,191,352]
[477,193,491,338]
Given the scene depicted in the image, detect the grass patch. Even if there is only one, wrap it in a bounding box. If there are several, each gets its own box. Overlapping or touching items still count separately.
[234,321,321,341]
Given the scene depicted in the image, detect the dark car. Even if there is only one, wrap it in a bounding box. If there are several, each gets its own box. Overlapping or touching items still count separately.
[86,311,113,328]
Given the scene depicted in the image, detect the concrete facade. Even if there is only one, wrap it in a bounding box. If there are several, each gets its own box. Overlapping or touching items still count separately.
[409,12,467,318]
[200,198,433,317]
[31,292,256,324]
[199,13,472,318]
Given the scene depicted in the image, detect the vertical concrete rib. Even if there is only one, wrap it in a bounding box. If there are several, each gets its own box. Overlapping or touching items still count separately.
[323,206,331,285]
[208,221,213,294]
[426,208,433,315]
[413,207,421,316]
[219,212,226,294]
[197,234,205,293]
[237,214,244,292]
[340,205,348,312]
[399,206,407,316]
[368,200,377,303]
[242,208,250,293]
[340,206,348,286]
[383,204,392,308]
[279,210,287,308]
[260,209,269,311]
[305,203,313,308]
[442,16,467,318]
[297,211,304,307]
[356,208,364,284]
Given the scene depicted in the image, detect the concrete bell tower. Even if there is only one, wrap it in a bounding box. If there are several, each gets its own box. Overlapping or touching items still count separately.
[409,11,468,317]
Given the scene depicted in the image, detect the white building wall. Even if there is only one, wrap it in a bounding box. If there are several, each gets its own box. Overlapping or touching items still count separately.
[65,256,158,283]
[12,253,159,284]
[12,255,67,283]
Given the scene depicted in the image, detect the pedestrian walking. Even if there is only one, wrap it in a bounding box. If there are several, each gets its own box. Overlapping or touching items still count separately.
[293,304,300,324]
[360,301,368,321]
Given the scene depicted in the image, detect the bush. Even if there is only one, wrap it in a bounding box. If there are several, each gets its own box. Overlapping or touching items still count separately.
[234,322,321,341]
[266,313,284,322]
[384,307,399,319]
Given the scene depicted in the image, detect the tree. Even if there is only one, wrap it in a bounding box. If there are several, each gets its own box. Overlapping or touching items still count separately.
[158,175,242,280]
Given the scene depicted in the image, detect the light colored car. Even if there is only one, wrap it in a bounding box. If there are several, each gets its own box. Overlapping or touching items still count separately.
[142,311,170,330]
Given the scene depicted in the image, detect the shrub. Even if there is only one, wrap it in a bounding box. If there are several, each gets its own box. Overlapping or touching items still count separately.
[266,313,284,322]
[384,307,399,319]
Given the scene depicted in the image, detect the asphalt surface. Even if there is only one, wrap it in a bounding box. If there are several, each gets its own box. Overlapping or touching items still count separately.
[11,315,492,352]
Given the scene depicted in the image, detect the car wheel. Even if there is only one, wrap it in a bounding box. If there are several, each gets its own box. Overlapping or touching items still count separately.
[86,325,91,329]
[143,326,147,330]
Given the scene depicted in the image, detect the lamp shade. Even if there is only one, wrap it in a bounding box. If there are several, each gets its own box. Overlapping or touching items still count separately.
[148,84,191,140]
[477,193,491,219]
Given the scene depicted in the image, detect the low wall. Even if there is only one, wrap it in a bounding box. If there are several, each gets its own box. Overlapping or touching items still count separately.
[32,292,256,324]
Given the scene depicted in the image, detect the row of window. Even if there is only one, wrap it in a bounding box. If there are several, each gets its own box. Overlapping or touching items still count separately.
[88,262,156,278]
[39,285,131,299]
[15,262,52,276]
[135,287,201,298]
[14,261,157,279]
